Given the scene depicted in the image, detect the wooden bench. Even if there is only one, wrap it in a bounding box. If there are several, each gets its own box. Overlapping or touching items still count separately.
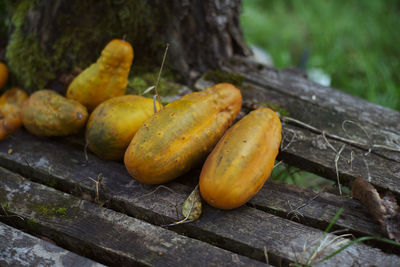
[1,57,400,266]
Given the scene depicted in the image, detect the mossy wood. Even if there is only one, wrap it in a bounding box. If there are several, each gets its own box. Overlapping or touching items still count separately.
[4,0,250,91]
[0,130,398,265]
[0,168,266,267]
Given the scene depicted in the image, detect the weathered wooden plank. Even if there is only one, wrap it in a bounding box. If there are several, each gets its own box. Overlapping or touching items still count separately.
[227,56,400,133]
[0,168,266,267]
[279,124,400,195]
[0,130,382,238]
[0,222,105,267]
[221,60,400,165]
[0,131,398,266]
[250,180,381,237]
[240,81,400,163]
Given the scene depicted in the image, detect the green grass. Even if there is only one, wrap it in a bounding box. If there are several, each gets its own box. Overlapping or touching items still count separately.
[270,164,335,191]
[240,0,400,188]
[291,207,400,266]
[241,0,400,111]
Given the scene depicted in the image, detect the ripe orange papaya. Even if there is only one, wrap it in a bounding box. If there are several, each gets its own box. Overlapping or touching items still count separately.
[124,83,242,184]
[199,108,282,210]
[22,90,88,136]
[86,95,162,161]
[0,88,28,139]
[66,39,134,111]
[0,62,8,89]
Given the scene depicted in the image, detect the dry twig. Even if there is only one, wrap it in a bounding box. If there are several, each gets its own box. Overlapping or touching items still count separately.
[287,190,323,221]
[135,185,177,200]
[282,116,400,153]
[154,43,169,109]
[0,204,24,221]
[334,145,346,195]
[264,246,269,265]
[84,140,89,162]
[87,173,105,204]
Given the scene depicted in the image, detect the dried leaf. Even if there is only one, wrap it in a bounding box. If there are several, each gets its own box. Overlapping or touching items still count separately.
[351,177,400,241]
[182,184,202,221]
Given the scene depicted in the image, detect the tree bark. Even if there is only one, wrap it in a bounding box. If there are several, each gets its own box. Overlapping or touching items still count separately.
[5,0,251,91]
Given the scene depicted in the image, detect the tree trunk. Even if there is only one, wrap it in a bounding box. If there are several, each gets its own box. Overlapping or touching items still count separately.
[5,0,251,92]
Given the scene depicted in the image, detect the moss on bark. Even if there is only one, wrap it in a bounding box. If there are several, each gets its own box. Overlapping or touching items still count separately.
[5,0,164,91]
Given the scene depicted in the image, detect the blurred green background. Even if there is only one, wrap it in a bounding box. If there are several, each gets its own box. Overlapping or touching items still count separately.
[241,0,400,111]
[241,0,400,190]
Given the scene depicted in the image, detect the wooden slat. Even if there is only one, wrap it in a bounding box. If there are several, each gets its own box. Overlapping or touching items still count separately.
[279,124,400,195]
[224,59,400,165]
[0,131,398,266]
[1,130,382,237]
[240,82,400,164]
[0,222,105,267]
[228,56,400,133]
[250,180,381,237]
[0,168,266,267]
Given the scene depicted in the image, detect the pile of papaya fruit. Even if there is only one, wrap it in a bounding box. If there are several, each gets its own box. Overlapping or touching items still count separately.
[0,39,281,210]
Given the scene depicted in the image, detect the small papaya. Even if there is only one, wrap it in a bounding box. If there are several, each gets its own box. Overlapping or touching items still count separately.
[124,83,242,184]
[199,108,282,210]
[22,90,88,136]
[0,88,28,139]
[66,39,134,111]
[0,62,8,89]
[86,95,162,161]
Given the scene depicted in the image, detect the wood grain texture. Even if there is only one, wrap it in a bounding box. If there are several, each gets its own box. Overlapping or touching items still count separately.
[228,56,400,133]
[250,180,381,237]
[0,222,105,267]
[225,58,400,165]
[0,168,265,267]
[0,131,398,266]
[279,123,400,195]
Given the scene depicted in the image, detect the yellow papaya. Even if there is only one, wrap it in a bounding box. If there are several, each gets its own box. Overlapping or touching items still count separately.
[66,39,134,111]
[0,88,28,139]
[199,108,282,210]
[22,90,88,136]
[124,83,242,184]
[86,95,162,161]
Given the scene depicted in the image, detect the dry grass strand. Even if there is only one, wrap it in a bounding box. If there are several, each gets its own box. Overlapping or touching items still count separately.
[334,145,346,195]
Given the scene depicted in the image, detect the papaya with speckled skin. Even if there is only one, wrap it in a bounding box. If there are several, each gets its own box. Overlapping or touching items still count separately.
[199,108,282,210]
[22,90,88,136]
[0,88,28,139]
[124,83,242,184]
[86,95,162,161]
[66,39,134,111]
